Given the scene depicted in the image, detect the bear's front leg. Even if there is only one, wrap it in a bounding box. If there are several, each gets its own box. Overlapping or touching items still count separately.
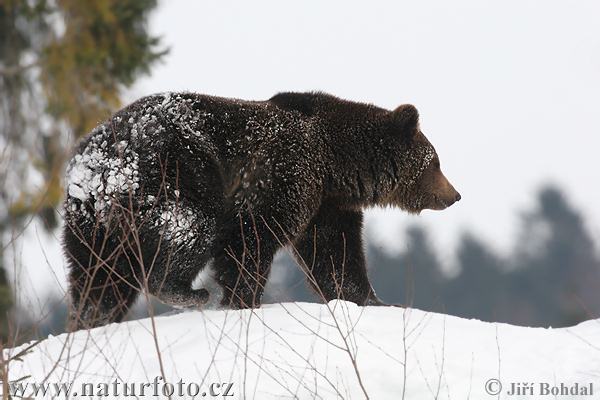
[212,207,279,308]
[213,178,320,309]
[293,203,384,306]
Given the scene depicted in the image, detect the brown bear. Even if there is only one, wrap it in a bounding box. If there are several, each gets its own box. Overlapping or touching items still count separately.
[62,91,460,328]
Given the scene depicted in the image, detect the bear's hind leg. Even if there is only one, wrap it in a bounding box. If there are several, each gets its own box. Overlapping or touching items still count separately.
[144,200,217,309]
[147,251,210,308]
[143,136,222,308]
[70,272,140,330]
[149,277,209,309]
[65,223,141,329]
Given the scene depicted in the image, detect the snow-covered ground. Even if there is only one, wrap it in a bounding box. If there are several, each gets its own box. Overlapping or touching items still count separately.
[4,302,600,399]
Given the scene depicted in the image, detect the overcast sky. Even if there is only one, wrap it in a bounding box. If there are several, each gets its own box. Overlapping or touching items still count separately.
[13,0,600,308]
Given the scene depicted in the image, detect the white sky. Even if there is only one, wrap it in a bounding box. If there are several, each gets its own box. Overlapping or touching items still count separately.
[12,0,600,308]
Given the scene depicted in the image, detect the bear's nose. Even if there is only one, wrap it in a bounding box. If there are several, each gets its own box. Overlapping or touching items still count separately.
[455,192,462,202]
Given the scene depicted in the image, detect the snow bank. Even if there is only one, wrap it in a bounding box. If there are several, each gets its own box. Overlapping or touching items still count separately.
[4,302,600,399]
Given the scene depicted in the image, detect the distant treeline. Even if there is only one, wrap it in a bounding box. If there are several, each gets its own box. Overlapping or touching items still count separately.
[28,185,600,339]
[266,185,600,327]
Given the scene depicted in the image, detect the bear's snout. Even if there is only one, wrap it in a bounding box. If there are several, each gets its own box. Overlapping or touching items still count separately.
[440,184,461,209]
[448,190,461,206]
[427,169,461,210]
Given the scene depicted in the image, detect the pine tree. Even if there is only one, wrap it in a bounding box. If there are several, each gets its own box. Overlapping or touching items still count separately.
[0,0,166,343]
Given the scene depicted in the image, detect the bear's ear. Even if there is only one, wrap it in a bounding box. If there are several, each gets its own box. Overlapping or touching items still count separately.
[392,104,419,138]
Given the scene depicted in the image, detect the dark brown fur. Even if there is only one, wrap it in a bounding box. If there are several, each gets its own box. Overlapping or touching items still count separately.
[63,91,460,328]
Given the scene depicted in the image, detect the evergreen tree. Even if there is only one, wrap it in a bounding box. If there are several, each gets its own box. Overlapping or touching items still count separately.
[370,225,446,311]
[446,233,507,322]
[510,186,600,325]
[0,0,165,344]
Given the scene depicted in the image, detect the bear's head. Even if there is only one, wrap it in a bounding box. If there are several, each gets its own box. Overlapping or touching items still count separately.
[384,104,461,214]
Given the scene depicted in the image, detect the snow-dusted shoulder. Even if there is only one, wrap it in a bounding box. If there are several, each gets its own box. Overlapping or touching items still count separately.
[5,303,600,399]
